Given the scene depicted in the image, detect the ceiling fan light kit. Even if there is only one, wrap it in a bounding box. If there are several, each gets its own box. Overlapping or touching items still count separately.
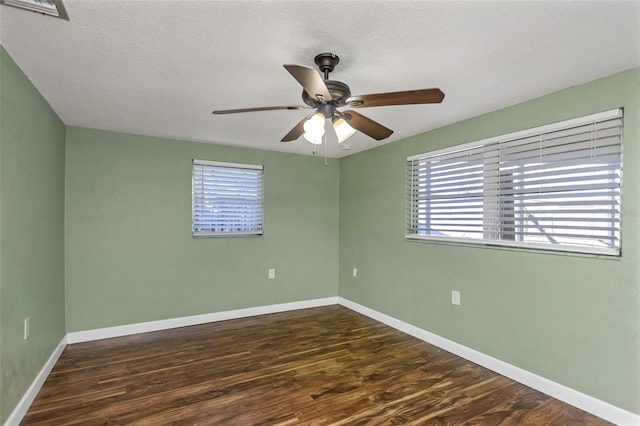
[212,52,445,151]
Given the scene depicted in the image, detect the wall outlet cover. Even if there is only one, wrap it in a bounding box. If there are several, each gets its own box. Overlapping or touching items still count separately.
[24,317,30,340]
[452,291,461,306]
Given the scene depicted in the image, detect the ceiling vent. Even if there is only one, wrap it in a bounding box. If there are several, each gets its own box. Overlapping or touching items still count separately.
[1,0,68,20]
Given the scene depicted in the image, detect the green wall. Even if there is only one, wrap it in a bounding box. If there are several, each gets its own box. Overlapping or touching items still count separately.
[64,127,339,332]
[0,47,66,423]
[339,68,640,414]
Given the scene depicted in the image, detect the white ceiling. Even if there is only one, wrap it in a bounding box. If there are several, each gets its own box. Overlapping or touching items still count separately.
[1,0,638,158]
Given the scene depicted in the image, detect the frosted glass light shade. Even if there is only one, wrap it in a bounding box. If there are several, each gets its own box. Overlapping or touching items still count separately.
[303,113,326,138]
[332,118,356,143]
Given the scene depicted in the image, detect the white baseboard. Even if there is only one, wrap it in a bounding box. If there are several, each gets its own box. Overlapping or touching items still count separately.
[4,335,67,426]
[67,297,338,344]
[338,297,639,426]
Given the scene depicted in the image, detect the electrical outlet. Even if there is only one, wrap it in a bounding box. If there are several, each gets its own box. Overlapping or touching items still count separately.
[268,268,275,279]
[352,268,358,278]
[451,290,461,306]
[24,317,30,340]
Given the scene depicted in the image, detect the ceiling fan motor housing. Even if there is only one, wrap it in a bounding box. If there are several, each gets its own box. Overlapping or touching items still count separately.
[302,80,352,109]
[301,53,352,116]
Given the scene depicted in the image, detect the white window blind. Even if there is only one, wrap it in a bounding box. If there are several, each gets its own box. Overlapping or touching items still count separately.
[192,160,264,237]
[407,108,623,256]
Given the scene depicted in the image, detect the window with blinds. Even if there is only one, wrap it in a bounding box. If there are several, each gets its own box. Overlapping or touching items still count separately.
[406,108,623,256]
[192,160,264,237]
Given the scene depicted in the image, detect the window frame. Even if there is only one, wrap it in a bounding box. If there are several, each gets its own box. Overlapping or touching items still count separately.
[406,108,623,257]
[192,159,264,238]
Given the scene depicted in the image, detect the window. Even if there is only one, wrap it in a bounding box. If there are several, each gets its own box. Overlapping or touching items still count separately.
[406,109,623,256]
[192,160,264,237]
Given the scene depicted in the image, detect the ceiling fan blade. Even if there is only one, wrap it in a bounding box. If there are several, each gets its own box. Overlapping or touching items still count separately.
[283,65,332,102]
[212,105,308,115]
[346,88,445,108]
[342,110,393,141]
[281,116,310,142]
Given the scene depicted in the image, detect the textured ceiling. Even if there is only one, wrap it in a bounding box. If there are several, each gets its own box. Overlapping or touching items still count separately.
[1,0,639,157]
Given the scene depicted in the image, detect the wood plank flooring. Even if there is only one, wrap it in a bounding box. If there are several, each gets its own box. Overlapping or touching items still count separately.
[22,305,610,425]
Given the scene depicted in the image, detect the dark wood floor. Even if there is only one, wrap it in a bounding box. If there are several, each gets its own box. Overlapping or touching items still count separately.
[22,305,610,425]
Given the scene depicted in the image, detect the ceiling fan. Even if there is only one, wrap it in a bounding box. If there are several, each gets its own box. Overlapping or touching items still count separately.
[212,53,445,145]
